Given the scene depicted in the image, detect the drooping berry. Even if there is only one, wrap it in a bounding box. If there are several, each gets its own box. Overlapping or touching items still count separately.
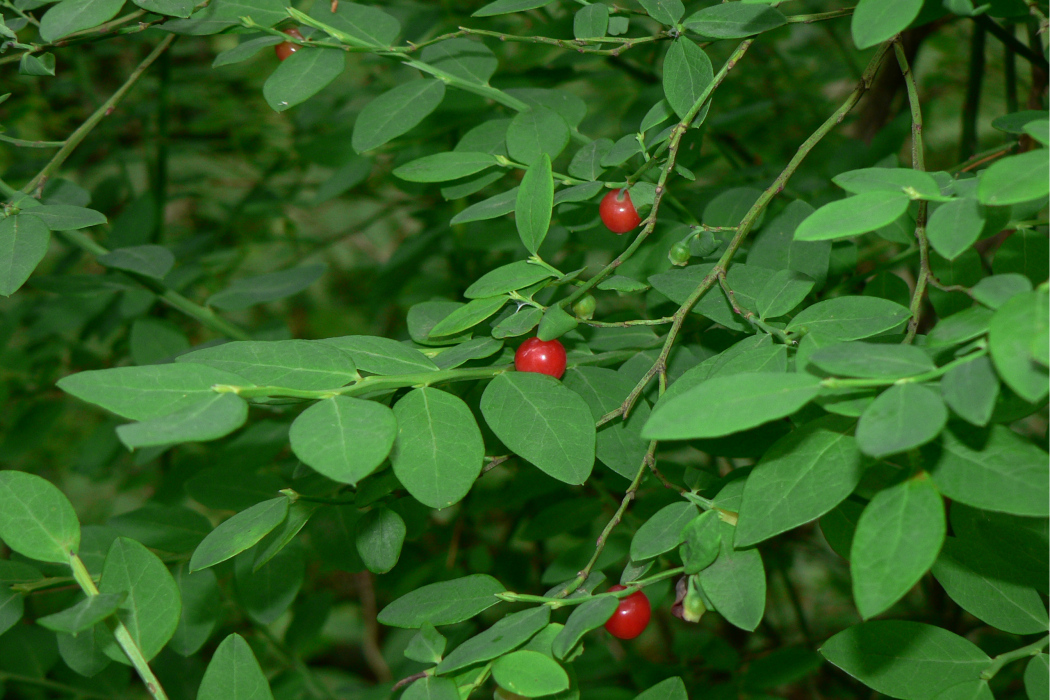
[604,585,652,640]
[514,337,567,379]
[600,189,642,234]
[275,28,304,61]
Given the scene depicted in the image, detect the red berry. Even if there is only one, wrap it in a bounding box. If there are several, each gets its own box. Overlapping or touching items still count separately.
[275,28,304,61]
[600,189,642,234]
[514,337,567,379]
[604,585,651,640]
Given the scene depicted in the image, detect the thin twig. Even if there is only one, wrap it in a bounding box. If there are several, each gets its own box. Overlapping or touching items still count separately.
[355,572,393,682]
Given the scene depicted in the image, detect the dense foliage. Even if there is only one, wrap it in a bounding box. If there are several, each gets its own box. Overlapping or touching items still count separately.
[0,0,1048,699]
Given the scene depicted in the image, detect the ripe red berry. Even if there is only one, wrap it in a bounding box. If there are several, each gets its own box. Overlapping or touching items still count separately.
[600,189,642,234]
[275,28,304,61]
[514,337,567,379]
[604,585,651,640]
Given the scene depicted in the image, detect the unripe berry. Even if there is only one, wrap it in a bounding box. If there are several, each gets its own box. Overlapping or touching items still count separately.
[573,294,596,320]
[669,241,691,266]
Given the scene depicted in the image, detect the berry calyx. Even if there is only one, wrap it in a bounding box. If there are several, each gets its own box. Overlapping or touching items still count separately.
[572,294,596,320]
[669,241,691,266]
[514,337,567,379]
[600,189,642,234]
[604,585,651,640]
[275,28,304,61]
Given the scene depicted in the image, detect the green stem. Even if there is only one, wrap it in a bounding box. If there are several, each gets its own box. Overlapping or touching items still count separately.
[0,671,112,700]
[0,134,66,148]
[498,567,686,607]
[1,0,39,26]
[981,635,1049,680]
[69,554,169,700]
[895,39,930,345]
[784,8,855,24]
[822,347,988,389]
[23,35,175,194]
[561,39,756,310]
[559,441,658,598]
[220,348,648,401]
[57,230,252,341]
[617,42,894,418]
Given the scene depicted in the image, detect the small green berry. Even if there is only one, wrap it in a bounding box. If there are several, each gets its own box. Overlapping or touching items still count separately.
[669,241,691,266]
[573,294,597,320]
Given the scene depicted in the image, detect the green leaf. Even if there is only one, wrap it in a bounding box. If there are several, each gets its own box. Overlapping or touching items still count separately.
[833,167,942,198]
[644,372,822,440]
[116,392,249,449]
[820,621,990,700]
[177,340,357,390]
[927,424,1049,517]
[421,38,497,84]
[635,678,688,700]
[568,138,612,180]
[1026,655,1049,700]
[208,264,326,311]
[473,0,554,17]
[927,198,986,260]
[978,149,1050,205]
[133,0,194,17]
[263,47,346,113]
[481,373,596,485]
[662,38,713,123]
[756,270,814,319]
[0,587,25,637]
[403,677,460,700]
[24,205,107,231]
[492,650,569,697]
[437,606,550,673]
[465,261,555,299]
[432,337,504,368]
[932,537,1049,634]
[940,356,999,426]
[405,623,446,664]
[0,214,50,296]
[253,501,317,572]
[377,574,505,628]
[574,3,608,38]
[551,596,618,659]
[0,470,81,565]
[162,0,287,35]
[537,304,578,341]
[630,502,698,561]
[794,192,912,241]
[169,565,220,656]
[737,416,864,546]
[850,476,945,619]
[189,497,290,572]
[394,152,499,183]
[307,1,399,47]
[809,342,935,379]
[58,364,248,421]
[451,187,518,225]
[682,3,786,38]
[850,0,923,49]
[988,291,1048,403]
[429,296,507,337]
[1025,119,1050,146]
[355,506,405,574]
[96,245,174,279]
[197,634,274,700]
[857,384,947,458]
[39,0,124,42]
[234,540,303,624]
[697,520,766,631]
[290,396,397,486]
[972,273,1033,309]
[19,52,57,76]
[37,593,125,635]
[507,108,570,166]
[927,306,992,348]
[786,296,911,341]
[516,154,554,254]
[391,388,485,509]
[97,537,181,662]
[639,0,684,25]
[933,680,994,700]
[322,335,437,375]
[680,510,721,573]
[352,80,446,153]
[563,367,650,480]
